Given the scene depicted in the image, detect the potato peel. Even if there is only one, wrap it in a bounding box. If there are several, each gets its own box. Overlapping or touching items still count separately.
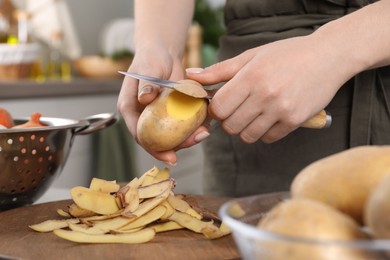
[53,228,155,244]
[29,166,231,244]
[149,221,184,233]
[29,219,79,233]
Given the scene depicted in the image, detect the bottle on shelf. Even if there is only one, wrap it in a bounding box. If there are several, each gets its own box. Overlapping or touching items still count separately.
[6,10,18,44]
[0,12,9,43]
[0,0,15,43]
[14,9,29,44]
[47,31,71,81]
[184,23,202,68]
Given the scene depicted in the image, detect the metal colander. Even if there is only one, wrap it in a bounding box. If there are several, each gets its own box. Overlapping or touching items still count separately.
[0,113,117,210]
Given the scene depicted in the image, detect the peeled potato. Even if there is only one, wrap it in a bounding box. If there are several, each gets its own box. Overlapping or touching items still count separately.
[291,145,390,224]
[137,81,208,151]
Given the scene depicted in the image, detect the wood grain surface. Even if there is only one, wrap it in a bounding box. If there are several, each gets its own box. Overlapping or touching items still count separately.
[0,195,240,260]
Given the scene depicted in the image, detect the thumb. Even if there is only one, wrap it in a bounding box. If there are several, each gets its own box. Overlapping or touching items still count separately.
[185,53,251,85]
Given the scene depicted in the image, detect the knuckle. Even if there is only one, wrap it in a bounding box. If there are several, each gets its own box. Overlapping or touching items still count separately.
[283,117,298,129]
[117,100,128,115]
[275,102,304,128]
[240,131,258,144]
[222,121,238,135]
[283,113,304,128]
[261,127,291,144]
[266,89,278,101]
[260,134,278,144]
[209,101,229,120]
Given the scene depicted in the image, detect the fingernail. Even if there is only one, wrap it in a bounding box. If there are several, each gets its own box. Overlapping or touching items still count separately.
[186,67,204,74]
[163,160,177,166]
[194,131,210,143]
[138,85,153,98]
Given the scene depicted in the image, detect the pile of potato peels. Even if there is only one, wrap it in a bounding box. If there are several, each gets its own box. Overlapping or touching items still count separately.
[29,166,231,244]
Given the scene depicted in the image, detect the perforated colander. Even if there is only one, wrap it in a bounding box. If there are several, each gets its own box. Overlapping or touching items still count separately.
[0,113,117,210]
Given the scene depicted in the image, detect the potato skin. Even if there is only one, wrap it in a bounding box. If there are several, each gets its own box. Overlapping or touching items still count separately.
[291,145,390,224]
[137,88,207,152]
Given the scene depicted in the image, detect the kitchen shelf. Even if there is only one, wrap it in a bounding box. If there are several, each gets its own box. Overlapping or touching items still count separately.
[0,77,122,100]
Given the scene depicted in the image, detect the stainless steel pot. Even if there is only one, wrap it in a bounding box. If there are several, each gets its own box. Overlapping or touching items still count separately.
[0,113,117,210]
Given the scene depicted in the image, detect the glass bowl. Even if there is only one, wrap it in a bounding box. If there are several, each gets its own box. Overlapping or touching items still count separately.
[219,192,390,260]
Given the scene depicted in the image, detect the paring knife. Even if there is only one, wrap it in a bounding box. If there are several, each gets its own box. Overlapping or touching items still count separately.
[118,71,332,129]
[119,71,178,89]
[118,71,214,99]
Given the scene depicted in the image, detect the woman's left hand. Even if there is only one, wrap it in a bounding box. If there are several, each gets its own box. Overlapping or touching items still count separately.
[187,34,353,143]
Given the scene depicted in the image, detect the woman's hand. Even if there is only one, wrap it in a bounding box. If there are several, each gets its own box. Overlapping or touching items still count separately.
[117,0,203,165]
[187,34,353,143]
[117,45,209,165]
[187,0,390,144]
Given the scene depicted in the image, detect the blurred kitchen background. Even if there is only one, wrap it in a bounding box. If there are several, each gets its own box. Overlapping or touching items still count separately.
[0,0,225,199]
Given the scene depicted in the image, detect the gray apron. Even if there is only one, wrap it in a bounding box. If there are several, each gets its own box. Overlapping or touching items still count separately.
[202,0,390,197]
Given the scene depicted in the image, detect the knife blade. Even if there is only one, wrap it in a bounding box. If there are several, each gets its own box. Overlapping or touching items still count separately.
[118,71,213,98]
[118,71,178,89]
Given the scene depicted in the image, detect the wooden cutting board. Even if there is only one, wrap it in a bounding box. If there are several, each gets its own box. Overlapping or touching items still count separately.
[0,195,240,260]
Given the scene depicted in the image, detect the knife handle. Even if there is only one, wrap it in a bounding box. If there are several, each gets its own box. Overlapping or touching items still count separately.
[301,110,332,129]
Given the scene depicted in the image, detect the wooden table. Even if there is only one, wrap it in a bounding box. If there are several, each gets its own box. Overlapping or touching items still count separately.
[0,195,240,260]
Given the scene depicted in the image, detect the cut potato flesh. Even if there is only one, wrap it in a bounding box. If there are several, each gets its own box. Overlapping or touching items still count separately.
[153,168,171,183]
[201,224,230,240]
[150,221,184,233]
[168,211,212,233]
[123,188,170,218]
[29,219,79,233]
[68,222,104,235]
[138,179,173,199]
[68,203,96,218]
[166,91,205,120]
[56,209,71,218]
[123,178,140,211]
[119,205,166,231]
[71,186,119,215]
[139,166,160,186]
[110,226,144,234]
[160,201,175,220]
[167,194,202,220]
[71,217,132,235]
[89,178,120,193]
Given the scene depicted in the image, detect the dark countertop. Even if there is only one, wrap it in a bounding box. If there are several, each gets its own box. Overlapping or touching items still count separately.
[0,78,123,100]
